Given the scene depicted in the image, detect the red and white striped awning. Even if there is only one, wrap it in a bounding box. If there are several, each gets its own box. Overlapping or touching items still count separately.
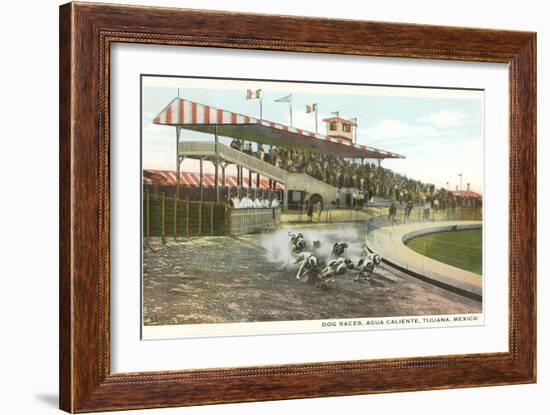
[153,98,404,159]
[143,170,284,190]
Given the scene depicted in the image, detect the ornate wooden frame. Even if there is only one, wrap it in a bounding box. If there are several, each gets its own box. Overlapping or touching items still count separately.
[59,2,536,412]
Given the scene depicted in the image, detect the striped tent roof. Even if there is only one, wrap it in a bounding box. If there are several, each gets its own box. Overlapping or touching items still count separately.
[153,98,404,159]
[143,170,284,190]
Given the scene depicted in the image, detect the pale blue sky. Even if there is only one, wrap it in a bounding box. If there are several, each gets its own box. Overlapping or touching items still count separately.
[142,77,484,192]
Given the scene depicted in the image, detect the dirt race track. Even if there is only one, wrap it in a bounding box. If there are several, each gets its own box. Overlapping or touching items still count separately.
[143,223,481,326]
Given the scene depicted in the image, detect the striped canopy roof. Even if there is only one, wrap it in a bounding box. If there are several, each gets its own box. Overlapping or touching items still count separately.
[143,170,284,190]
[153,98,404,159]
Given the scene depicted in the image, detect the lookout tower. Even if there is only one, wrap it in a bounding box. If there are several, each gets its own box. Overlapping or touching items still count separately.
[322,115,357,142]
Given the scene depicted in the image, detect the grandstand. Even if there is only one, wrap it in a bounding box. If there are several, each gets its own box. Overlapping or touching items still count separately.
[150,97,411,208]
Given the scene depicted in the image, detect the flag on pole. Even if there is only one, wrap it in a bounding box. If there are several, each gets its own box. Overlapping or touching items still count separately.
[306,103,319,132]
[275,94,293,126]
[246,89,262,99]
[305,103,317,113]
[274,94,292,103]
[246,89,263,118]
[331,110,340,117]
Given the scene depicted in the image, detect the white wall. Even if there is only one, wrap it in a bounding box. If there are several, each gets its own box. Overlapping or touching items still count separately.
[1,0,547,414]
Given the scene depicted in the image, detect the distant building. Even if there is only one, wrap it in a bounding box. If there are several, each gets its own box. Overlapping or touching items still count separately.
[449,183,482,207]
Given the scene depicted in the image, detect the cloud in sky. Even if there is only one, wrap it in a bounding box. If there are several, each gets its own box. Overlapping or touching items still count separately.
[356,107,482,192]
[363,119,440,147]
[418,110,466,129]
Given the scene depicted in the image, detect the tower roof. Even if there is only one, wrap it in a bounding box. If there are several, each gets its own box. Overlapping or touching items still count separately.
[321,117,357,126]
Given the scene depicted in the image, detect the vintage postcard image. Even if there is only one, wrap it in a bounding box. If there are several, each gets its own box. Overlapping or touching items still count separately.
[141,75,484,339]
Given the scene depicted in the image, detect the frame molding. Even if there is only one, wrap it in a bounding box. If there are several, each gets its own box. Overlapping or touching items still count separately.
[59,2,536,412]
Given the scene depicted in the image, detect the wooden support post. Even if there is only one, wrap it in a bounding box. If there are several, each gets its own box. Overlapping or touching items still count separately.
[185,198,189,238]
[225,204,229,235]
[173,196,178,241]
[161,192,166,245]
[210,202,214,235]
[248,169,252,191]
[214,125,220,203]
[199,157,204,202]
[214,160,219,203]
[146,192,150,245]
[198,202,202,237]
[237,165,242,198]
[175,127,181,200]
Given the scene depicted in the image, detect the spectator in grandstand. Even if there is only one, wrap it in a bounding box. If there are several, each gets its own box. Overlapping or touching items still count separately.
[230,138,241,151]
[236,195,245,209]
[257,144,265,160]
[230,193,240,209]
[253,196,262,208]
[239,194,253,209]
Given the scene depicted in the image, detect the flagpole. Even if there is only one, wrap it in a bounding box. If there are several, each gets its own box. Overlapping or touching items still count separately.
[289,95,293,127]
[315,106,318,133]
[259,96,263,119]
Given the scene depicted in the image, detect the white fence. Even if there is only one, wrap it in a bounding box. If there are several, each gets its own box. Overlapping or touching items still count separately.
[229,208,281,235]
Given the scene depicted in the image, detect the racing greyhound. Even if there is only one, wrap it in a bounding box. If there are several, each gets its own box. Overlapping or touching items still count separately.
[331,242,349,257]
[354,252,382,282]
[321,257,355,283]
[292,251,322,283]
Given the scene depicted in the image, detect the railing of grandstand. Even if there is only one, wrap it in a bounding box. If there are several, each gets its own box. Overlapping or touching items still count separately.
[179,141,287,183]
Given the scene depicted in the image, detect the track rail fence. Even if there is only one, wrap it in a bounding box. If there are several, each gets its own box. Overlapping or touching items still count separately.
[143,192,282,246]
[281,204,481,226]
[143,192,229,244]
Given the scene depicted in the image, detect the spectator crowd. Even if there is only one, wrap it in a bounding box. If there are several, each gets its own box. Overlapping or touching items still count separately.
[230,138,438,203]
[230,193,280,209]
